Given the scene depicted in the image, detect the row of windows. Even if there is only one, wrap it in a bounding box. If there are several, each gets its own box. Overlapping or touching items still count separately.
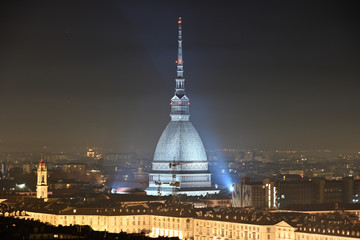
[27,213,359,240]
[196,220,260,231]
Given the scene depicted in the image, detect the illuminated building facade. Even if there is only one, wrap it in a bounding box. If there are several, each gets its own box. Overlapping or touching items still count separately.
[36,156,48,200]
[86,148,95,158]
[145,17,218,196]
[9,205,360,240]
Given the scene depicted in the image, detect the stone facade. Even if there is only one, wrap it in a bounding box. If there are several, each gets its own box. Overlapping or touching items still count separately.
[9,209,359,240]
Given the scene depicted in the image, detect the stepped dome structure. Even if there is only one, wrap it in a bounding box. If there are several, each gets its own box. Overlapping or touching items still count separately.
[145,17,219,196]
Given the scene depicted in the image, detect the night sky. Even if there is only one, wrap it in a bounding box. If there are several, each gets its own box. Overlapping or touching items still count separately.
[0,1,359,153]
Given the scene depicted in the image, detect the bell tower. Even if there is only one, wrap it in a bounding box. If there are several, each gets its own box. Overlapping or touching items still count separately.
[36,155,48,200]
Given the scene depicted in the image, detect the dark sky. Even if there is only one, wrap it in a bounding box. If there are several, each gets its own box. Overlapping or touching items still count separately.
[0,1,359,153]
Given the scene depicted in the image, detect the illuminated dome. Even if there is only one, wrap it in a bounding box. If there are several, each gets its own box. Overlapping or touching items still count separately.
[154,121,207,162]
[145,17,219,196]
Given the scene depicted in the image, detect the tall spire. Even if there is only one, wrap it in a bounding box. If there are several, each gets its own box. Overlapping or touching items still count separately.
[177,17,183,78]
[170,17,190,122]
[175,17,185,98]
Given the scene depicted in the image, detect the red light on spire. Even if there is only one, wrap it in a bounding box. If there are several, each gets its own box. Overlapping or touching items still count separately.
[178,17,182,24]
[39,155,45,166]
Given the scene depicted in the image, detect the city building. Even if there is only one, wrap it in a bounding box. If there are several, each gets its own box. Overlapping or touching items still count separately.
[1,162,6,179]
[232,177,277,208]
[145,18,218,196]
[4,203,359,240]
[1,170,359,240]
[277,181,314,207]
[87,148,96,158]
[63,163,87,173]
[36,156,48,200]
[233,177,360,209]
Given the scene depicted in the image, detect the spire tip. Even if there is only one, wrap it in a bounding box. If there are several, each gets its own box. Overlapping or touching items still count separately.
[40,154,45,165]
